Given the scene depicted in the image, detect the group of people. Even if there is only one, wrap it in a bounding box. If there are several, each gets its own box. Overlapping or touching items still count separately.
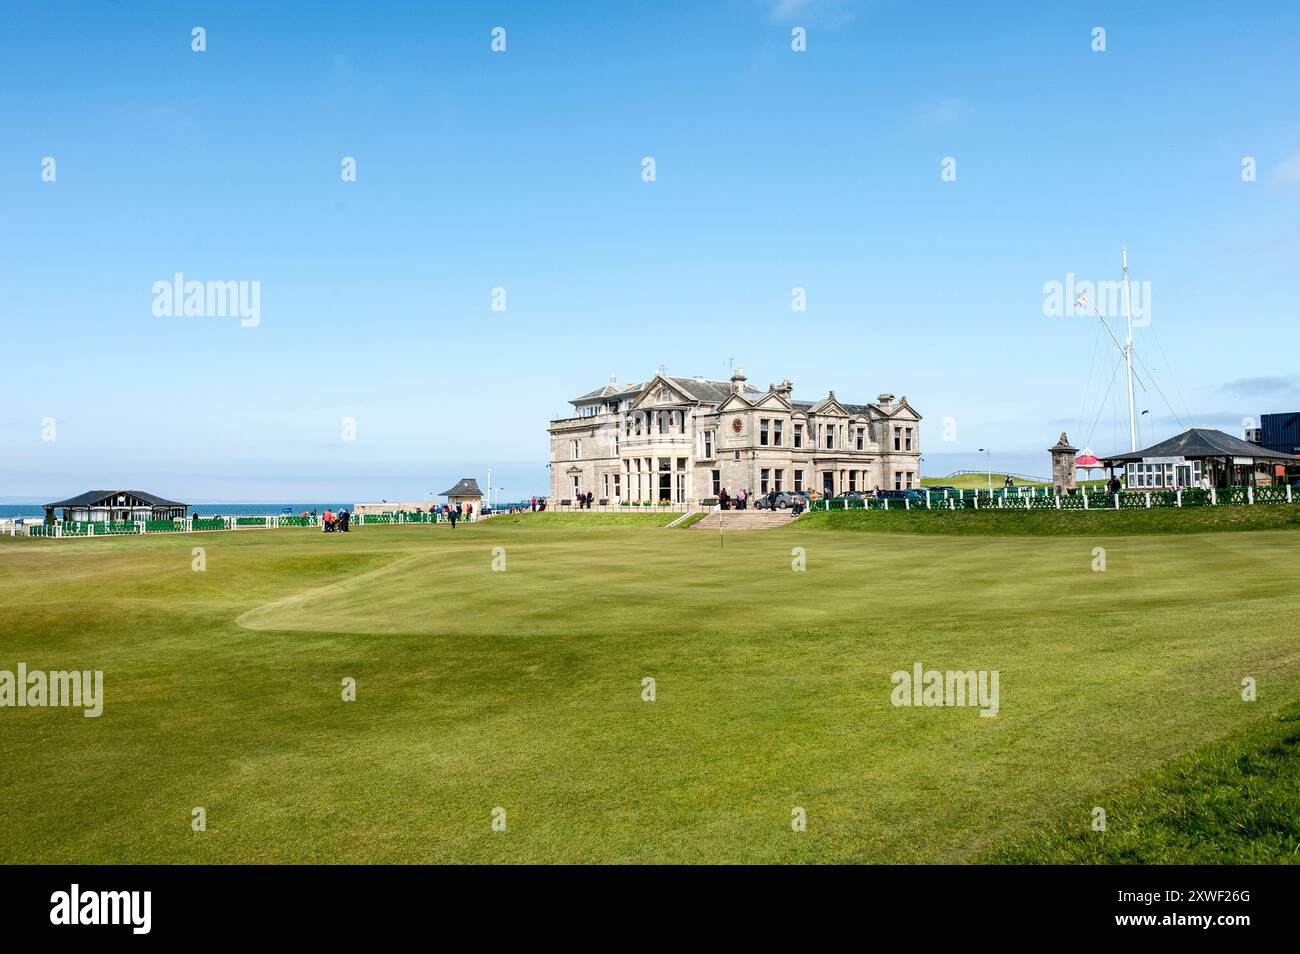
[574,492,595,509]
[319,508,350,532]
[716,488,749,510]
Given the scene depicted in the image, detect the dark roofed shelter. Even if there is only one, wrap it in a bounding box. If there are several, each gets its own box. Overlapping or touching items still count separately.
[440,478,484,512]
[1102,427,1299,490]
[45,489,189,524]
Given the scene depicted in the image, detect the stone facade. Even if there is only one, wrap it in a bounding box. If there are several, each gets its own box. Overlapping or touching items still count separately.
[547,369,922,504]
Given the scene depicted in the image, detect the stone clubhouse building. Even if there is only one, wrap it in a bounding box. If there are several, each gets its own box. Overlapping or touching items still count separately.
[548,368,921,504]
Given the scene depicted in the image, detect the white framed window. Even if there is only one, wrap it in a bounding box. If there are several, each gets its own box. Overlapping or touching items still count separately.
[760,468,771,493]
[905,427,913,451]
[894,426,901,451]
[894,470,903,490]
[570,439,580,460]
[773,419,783,447]
[711,469,721,495]
[825,425,835,450]
[856,428,864,451]
[760,418,770,446]
[794,470,804,492]
[794,423,803,448]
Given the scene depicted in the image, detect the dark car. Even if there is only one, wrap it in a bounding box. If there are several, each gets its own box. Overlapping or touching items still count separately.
[880,489,926,503]
[925,485,959,497]
[755,491,809,510]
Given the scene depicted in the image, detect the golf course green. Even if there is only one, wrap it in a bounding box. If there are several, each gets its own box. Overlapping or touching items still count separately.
[2,510,1297,863]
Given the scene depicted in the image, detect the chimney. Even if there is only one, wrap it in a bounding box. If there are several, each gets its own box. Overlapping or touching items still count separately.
[730,366,747,394]
[877,393,895,408]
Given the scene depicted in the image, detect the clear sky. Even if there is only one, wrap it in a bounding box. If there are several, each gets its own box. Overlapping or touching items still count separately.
[3,1,1299,502]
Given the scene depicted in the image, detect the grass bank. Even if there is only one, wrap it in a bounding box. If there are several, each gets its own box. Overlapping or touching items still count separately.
[988,702,1300,863]
[795,503,1300,536]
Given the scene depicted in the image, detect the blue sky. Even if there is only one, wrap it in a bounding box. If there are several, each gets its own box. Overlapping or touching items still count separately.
[3,0,1299,501]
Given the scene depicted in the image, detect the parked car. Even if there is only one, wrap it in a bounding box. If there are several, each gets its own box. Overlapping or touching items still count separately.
[880,489,926,502]
[754,491,809,510]
[925,485,959,497]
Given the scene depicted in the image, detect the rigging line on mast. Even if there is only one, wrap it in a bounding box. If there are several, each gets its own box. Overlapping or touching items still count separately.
[1144,319,1195,426]
[1085,348,1125,441]
[1133,348,1186,429]
[1085,354,1126,448]
[1078,295,1149,394]
[1076,313,1105,444]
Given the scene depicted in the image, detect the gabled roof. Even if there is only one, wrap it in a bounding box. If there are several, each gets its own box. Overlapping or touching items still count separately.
[440,478,484,497]
[570,372,915,417]
[1103,427,1299,463]
[717,391,757,412]
[46,489,187,509]
[808,394,849,416]
[574,374,763,407]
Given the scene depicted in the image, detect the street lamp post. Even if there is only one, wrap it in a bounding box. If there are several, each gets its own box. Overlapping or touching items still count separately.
[978,448,992,494]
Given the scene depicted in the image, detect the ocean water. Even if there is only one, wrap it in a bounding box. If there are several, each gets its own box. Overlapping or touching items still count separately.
[0,501,531,520]
[0,503,356,520]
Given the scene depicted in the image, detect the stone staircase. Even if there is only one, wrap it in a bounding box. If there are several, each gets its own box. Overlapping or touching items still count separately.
[691,509,799,530]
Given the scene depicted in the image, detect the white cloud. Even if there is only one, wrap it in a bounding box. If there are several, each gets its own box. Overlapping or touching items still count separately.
[1274,151,1300,183]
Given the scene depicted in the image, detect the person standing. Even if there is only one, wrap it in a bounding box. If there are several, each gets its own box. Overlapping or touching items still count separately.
[449,506,458,529]
[768,489,777,510]
[339,508,350,532]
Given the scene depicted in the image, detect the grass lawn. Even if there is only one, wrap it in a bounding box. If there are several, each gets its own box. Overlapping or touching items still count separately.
[2,513,1299,863]
[799,503,1300,535]
[987,703,1300,863]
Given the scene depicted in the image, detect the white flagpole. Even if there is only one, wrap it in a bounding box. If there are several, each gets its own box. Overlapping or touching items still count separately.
[1121,247,1138,452]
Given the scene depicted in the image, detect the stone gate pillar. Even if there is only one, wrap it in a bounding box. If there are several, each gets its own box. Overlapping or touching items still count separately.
[1050,433,1078,495]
